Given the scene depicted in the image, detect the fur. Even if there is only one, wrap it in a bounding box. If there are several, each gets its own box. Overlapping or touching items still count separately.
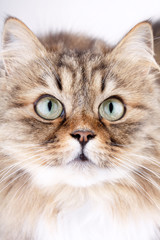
[0,17,160,239]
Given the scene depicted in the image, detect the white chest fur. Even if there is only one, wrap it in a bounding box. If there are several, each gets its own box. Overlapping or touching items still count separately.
[34,201,158,240]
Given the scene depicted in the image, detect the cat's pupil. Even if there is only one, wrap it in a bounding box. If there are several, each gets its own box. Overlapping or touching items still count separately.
[48,100,52,111]
[109,102,114,113]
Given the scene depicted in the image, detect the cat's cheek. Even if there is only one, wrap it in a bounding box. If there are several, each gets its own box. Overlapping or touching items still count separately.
[30,139,81,188]
[84,141,133,184]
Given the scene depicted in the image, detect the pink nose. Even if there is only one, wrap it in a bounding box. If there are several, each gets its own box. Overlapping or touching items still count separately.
[71,130,95,145]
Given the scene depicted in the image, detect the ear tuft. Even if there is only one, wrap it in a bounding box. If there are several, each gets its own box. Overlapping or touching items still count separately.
[2,17,46,74]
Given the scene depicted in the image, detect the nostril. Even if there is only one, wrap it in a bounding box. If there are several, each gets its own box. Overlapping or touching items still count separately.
[87,134,95,141]
[71,133,81,141]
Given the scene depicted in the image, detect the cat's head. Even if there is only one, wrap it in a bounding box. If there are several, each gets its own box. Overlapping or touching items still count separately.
[0,17,160,189]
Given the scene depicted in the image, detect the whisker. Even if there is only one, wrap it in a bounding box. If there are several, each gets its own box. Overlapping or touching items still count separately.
[0,148,44,176]
[116,155,160,191]
[0,155,47,195]
[129,153,160,167]
[111,155,160,210]
[9,159,49,203]
[0,153,46,185]
[123,154,160,178]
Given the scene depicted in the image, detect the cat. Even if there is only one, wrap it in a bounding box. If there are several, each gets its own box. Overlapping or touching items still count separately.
[153,20,160,66]
[0,16,160,240]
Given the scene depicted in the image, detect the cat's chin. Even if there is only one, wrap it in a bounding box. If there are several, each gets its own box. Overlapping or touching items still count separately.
[31,160,129,189]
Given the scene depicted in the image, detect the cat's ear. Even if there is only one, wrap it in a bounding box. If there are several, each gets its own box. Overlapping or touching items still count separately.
[112,22,156,65]
[2,17,46,74]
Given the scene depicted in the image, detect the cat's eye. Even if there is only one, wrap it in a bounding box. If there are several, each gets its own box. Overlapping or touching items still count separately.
[99,97,125,122]
[34,95,63,120]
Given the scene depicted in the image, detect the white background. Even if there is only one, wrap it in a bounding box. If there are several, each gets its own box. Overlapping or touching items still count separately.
[0,0,160,45]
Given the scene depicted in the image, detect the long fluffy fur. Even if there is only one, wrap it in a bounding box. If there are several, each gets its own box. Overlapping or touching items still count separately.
[0,17,160,239]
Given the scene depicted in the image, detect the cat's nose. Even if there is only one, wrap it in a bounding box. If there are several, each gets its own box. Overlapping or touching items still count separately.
[71,130,95,146]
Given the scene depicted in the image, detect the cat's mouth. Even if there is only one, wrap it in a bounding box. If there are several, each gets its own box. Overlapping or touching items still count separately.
[76,153,89,162]
[67,153,95,166]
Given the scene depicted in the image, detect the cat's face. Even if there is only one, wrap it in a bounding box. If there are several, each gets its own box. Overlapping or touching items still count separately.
[0,18,160,188]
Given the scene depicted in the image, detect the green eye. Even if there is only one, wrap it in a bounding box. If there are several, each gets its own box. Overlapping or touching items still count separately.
[99,97,125,121]
[34,95,63,120]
